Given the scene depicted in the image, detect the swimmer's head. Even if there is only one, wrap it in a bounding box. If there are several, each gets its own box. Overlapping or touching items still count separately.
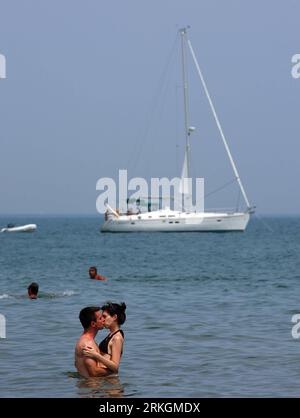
[79,306,104,331]
[88,266,98,279]
[101,302,126,327]
[28,282,39,299]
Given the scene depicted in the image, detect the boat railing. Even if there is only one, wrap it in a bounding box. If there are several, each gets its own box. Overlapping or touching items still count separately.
[206,207,241,214]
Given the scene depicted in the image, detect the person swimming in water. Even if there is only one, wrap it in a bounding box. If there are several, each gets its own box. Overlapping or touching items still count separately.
[28,282,39,299]
[82,302,126,375]
[75,306,108,378]
[88,266,107,281]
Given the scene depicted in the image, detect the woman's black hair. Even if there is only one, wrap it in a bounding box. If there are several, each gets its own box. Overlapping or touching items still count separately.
[101,302,126,325]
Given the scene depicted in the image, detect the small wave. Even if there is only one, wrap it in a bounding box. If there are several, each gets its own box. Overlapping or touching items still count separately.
[274,284,289,289]
[38,290,76,299]
[61,290,76,297]
[0,291,77,300]
[65,371,81,379]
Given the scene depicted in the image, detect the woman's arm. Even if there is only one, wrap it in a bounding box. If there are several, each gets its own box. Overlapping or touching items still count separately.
[83,337,123,374]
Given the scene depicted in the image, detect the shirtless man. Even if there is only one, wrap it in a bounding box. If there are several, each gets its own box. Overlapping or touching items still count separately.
[75,306,109,377]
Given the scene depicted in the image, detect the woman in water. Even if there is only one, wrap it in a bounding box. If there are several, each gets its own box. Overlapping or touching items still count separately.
[82,302,126,375]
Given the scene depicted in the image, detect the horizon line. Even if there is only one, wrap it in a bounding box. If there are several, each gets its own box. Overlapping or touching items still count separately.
[0,212,300,217]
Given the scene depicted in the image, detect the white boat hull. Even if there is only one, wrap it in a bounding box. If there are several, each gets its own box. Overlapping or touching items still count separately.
[101,211,250,233]
[0,224,37,233]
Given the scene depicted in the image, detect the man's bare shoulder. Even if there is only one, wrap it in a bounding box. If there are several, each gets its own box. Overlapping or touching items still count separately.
[76,335,100,353]
[76,335,91,354]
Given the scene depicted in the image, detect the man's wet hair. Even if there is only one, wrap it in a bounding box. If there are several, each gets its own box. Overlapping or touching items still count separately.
[89,266,97,273]
[28,282,39,295]
[79,306,101,329]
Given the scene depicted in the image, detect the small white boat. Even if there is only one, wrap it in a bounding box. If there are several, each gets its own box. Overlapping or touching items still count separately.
[0,224,37,233]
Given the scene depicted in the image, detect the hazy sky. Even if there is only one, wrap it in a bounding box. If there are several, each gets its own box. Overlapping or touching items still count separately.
[0,0,299,215]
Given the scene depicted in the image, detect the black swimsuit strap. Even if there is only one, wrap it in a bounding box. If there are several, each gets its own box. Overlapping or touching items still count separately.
[108,329,124,340]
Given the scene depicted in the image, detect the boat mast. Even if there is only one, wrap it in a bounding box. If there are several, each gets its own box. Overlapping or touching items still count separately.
[180,28,191,182]
[186,32,252,211]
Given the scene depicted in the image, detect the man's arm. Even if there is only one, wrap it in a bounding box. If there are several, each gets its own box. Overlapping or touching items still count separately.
[83,357,108,377]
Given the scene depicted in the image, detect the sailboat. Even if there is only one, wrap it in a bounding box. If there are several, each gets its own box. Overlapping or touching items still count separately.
[101,28,254,233]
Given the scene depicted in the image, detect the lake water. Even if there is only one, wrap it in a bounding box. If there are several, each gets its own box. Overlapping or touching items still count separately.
[0,215,300,397]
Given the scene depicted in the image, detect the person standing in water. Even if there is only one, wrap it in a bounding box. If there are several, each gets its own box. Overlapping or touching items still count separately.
[27,282,39,299]
[75,306,108,378]
[82,302,126,375]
